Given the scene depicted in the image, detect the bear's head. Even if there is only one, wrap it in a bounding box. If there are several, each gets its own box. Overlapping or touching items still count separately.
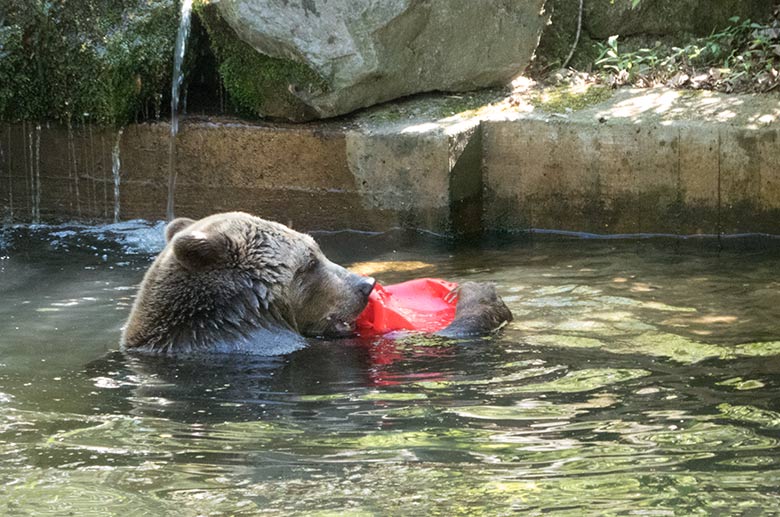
[121,212,375,355]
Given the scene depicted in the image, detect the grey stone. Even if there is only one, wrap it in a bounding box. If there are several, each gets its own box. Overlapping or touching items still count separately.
[216,0,548,119]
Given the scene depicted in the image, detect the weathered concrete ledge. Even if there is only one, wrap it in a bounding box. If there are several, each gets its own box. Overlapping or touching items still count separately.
[0,114,478,233]
[1,87,778,235]
[484,88,780,235]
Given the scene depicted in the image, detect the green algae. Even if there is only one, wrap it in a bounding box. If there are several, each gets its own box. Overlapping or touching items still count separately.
[194,2,327,121]
[527,334,605,349]
[0,0,331,124]
[528,84,613,113]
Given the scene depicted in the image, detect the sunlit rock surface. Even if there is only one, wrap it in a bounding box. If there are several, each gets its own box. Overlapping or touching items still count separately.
[215,0,548,120]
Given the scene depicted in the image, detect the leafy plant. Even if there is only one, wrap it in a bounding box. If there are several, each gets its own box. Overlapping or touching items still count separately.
[0,0,178,125]
[594,16,780,92]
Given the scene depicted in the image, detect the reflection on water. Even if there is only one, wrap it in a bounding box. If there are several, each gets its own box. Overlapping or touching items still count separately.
[1,223,779,514]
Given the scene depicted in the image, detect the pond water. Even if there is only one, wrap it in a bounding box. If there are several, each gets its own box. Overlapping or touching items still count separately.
[1,222,779,515]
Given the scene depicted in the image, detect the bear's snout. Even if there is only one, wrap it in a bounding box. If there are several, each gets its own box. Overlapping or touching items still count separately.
[354,276,376,299]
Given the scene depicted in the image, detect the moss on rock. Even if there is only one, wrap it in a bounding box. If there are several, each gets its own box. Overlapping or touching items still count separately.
[194,2,327,121]
[0,0,178,126]
[529,84,613,113]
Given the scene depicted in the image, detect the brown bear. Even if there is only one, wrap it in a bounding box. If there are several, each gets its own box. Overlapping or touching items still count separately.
[121,212,511,355]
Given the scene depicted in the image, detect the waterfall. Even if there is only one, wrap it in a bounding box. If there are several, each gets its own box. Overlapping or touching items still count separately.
[112,129,123,224]
[2,129,11,220]
[87,124,95,218]
[27,124,41,224]
[25,125,31,220]
[67,122,82,217]
[166,0,194,221]
[34,125,40,224]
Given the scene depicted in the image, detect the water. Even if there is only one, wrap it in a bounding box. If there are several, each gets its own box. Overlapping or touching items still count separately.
[66,122,82,218]
[26,124,41,223]
[112,130,123,224]
[1,224,779,515]
[166,0,194,222]
[1,131,11,221]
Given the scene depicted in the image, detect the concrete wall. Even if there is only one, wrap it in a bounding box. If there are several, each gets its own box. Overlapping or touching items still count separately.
[483,121,780,235]
[1,88,779,236]
[0,120,477,233]
[482,89,780,235]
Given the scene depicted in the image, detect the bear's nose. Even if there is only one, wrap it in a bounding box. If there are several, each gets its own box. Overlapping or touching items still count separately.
[357,276,376,298]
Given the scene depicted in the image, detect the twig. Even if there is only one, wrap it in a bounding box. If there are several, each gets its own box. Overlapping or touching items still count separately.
[562,0,584,69]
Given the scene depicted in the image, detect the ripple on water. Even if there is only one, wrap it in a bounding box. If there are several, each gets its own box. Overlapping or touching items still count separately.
[446,393,617,421]
[525,332,732,364]
[488,368,651,395]
[1,227,780,514]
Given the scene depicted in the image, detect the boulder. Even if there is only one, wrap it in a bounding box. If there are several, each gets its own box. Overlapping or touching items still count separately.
[213,0,548,121]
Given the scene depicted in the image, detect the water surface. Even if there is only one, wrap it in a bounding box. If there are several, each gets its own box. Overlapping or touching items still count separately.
[1,223,779,515]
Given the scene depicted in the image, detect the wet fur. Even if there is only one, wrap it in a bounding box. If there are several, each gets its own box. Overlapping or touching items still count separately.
[437,282,513,338]
[121,212,373,355]
[121,212,512,355]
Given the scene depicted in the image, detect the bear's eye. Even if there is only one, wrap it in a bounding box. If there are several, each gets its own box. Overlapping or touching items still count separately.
[302,255,318,272]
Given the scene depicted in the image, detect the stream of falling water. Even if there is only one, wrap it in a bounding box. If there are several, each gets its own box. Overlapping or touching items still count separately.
[25,125,31,220]
[67,122,82,218]
[1,130,9,220]
[27,124,41,224]
[34,125,40,223]
[166,0,194,221]
[112,129,123,223]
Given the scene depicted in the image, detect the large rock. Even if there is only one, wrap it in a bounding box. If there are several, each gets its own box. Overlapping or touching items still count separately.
[214,0,548,121]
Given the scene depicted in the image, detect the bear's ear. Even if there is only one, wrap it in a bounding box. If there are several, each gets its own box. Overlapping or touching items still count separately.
[172,229,230,271]
[165,217,196,242]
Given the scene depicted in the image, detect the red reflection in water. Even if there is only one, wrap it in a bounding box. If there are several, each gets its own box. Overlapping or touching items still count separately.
[361,336,456,387]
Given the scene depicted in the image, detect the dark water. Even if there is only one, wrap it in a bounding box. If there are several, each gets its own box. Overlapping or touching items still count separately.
[1,223,779,515]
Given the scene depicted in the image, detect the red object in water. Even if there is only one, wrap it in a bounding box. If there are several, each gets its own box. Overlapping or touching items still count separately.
[356,278,458,335]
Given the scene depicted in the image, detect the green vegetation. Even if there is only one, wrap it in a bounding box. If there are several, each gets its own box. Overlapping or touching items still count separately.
[594,16,780,92]
[0,0,327,124]
[0,0,178,126]
[534,1,777,95]
[194,1,327,120]
[0,0,775,126]
[528,84,613,112]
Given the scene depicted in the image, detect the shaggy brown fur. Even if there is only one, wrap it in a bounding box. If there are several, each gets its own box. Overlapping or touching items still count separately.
[436,282,512,338]
[121,212,375,355]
